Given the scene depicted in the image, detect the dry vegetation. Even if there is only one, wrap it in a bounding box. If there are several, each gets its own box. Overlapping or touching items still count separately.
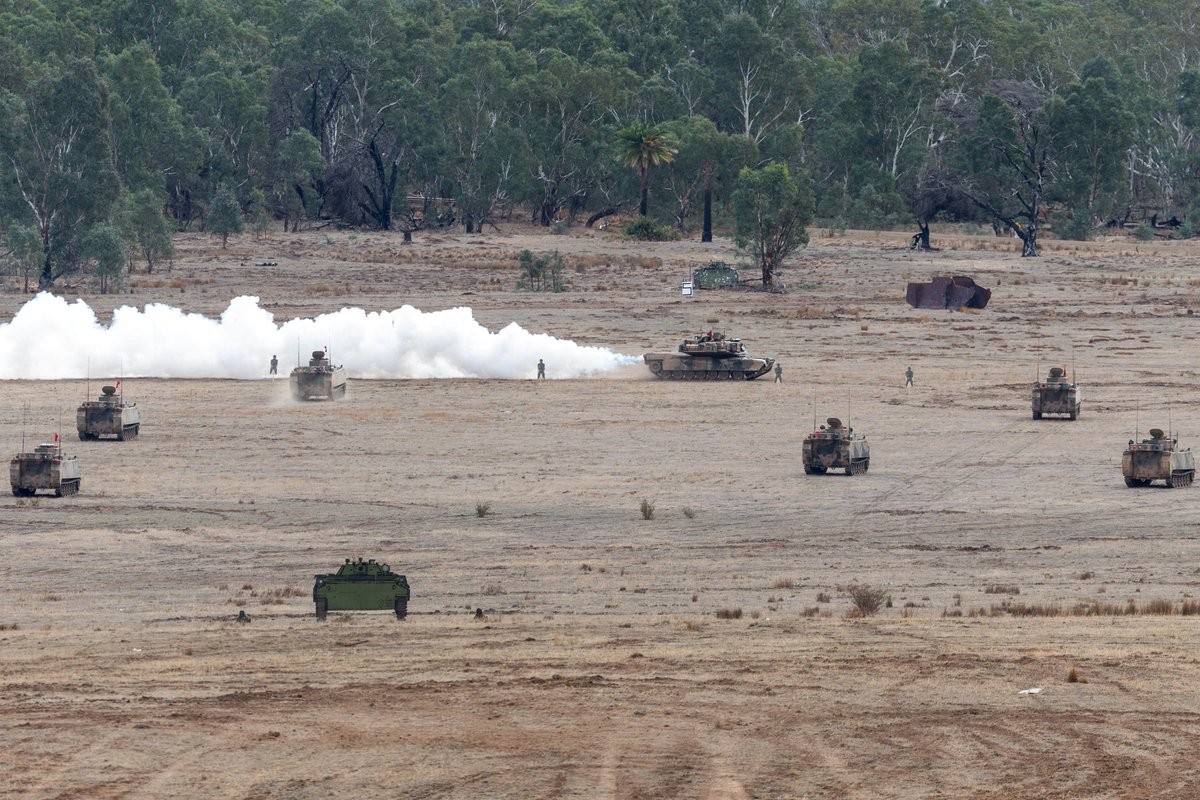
[3,224,1200,798]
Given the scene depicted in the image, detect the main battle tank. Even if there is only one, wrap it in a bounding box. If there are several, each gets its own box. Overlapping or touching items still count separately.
[290,350,347,400]
[802,417,870,476]
[10,442,81,496]
[1032,367,1080,420]
[313,557,410,620]
[77,384,141,440]
[1122,429,1195,488]
[643,331,774,380]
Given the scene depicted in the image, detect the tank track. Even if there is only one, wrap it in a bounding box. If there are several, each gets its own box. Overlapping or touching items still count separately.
[654,369,769,380]
[117,424,140,441]
[53,479,81,497]
[1168,471,1195,488]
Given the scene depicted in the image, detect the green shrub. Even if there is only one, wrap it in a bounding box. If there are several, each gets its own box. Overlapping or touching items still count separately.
[624,216,680,241]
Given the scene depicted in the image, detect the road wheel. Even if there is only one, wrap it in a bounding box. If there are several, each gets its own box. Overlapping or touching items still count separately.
[1032,411,1042,420]
[1124,476,1140,488]
[315,597,328,621]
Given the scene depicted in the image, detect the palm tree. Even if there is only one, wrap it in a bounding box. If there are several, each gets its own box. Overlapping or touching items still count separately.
[616,123,679,217]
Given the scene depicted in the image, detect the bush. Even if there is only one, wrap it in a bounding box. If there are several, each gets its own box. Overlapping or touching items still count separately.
[848,584,887,616]
[624,216,680,241]
[517,249,565,291]
[1133,223,1155,241]
[639,498,655,520]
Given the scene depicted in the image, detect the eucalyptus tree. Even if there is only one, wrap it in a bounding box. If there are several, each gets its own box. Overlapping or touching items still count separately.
[0,58,120,289]
[732,163,814,287]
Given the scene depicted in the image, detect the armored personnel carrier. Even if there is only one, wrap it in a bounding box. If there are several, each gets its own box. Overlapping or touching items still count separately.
[313,557,410,620]
[290,350,347,400]
[77,384,140,440]
[1122,429,1195,488]
[643,331,774,380]
[10,442,81,496]
[802,417,870,476]
[1032,367,1080,420]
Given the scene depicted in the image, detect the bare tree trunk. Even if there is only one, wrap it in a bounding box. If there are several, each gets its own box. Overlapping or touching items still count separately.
[702,160,713,243]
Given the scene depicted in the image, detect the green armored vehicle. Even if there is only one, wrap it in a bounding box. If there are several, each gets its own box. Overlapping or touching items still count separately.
[77,384,141,440]
[643,331,774,380]
[291,350,347,401]
[1123,428,1195,488]
[10,442,81,496]
[313,557,410,620]
[802,417,870,476]
[1032,366,1080,420]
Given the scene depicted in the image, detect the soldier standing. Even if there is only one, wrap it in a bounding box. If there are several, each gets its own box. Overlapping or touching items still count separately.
[905,366,914,387]
[774,363,783,383]
[269,355,278,375]
[537,358,546,380]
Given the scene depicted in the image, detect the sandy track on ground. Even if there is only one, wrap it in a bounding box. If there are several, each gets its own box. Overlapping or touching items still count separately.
[3,226,1200,798]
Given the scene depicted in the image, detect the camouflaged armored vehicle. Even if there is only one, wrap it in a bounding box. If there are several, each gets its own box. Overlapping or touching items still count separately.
[1032,367,1080,420]
[290,350,347,400]
[10,441,81,496]
[1122,429,1195,488]
[77,384,140,440]
[313,557,410,620]
[802,417,870,476]
[643,331,774,380]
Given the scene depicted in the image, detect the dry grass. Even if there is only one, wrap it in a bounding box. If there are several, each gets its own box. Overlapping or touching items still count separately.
[984,584,1020,595]
[715,608,743,620]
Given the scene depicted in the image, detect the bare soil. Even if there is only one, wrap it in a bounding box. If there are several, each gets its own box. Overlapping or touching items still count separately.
[4,225,1200,799]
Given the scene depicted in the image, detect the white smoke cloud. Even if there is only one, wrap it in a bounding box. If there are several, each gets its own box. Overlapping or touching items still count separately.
[0,293,638,379]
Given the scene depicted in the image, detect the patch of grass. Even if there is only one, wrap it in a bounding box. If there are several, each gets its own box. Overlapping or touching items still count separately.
[715,607,743,620]
[681,506,696,519]
[683,620,703,631]
[482,583,504,596]
[772,578,795,589]
[474,502,492,518]
[639,498,655,520]
[816,592,831,603]
[984,584,1020,595]
[1075,570,1095,580]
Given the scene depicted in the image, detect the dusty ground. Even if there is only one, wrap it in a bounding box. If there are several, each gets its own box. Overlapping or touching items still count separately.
[4,224,1200,799]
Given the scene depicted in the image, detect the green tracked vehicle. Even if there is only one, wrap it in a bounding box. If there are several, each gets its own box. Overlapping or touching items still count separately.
[313,557,410,620]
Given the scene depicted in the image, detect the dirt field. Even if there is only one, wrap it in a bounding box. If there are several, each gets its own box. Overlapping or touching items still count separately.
[4,225,1200,799]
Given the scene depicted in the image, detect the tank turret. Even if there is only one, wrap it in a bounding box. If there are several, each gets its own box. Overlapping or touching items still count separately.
[312,557,410,619]
[643,331,774,380]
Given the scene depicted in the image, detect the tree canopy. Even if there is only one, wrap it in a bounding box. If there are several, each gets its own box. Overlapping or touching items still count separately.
[5,0,1200,287]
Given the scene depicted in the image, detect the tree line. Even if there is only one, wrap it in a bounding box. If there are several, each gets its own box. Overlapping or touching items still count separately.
[3,0,1200,291]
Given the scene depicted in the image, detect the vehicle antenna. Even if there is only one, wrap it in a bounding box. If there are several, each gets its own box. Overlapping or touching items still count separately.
[1036,354,1039,384]
[1135,402,1140,443]
[847,393,851,431]
[1071,343,1076,386]
[296,337,300,367]
[812,397,817,432]
[21,402,27,452]
[1169,401,1173,441]
[86,357,90,401]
